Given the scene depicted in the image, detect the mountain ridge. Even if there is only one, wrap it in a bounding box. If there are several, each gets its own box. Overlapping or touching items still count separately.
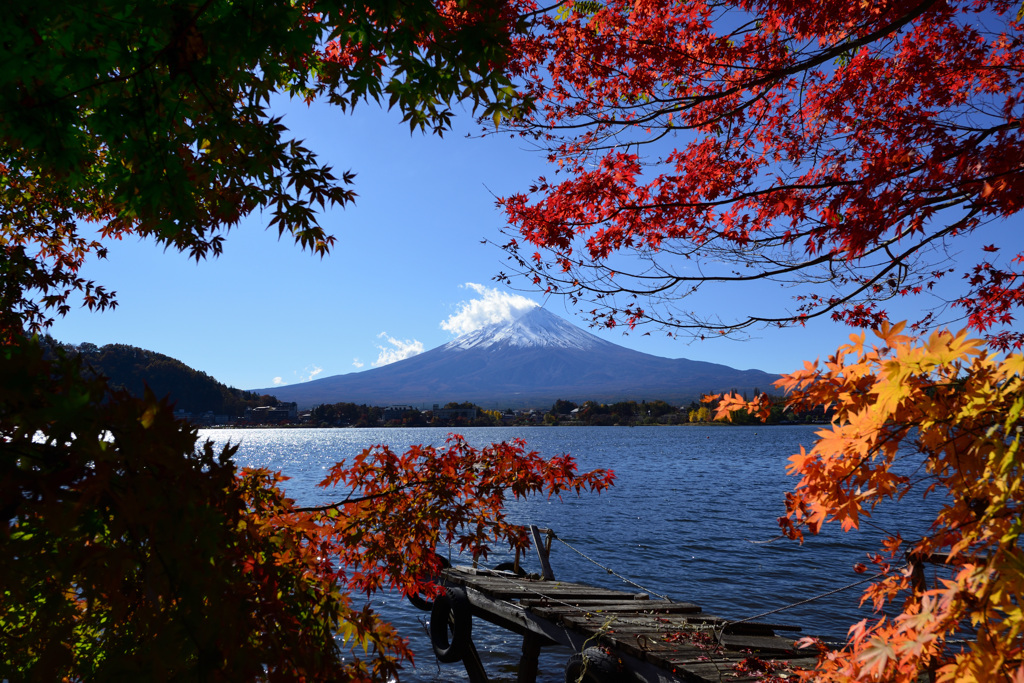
[52,340,270,416]
[254,308,779,409]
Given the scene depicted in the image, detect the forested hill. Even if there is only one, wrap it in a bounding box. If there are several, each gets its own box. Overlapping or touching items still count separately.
[57,341,274,416]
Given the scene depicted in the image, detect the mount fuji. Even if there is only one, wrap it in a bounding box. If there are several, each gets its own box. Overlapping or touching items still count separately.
[254,307,780,409]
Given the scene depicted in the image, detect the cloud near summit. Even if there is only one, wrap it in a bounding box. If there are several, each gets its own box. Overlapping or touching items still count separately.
[361,285,536,369]
[441,283,538,336]
[373,333,425,367]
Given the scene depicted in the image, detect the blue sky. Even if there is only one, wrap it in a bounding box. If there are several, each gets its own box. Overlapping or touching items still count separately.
[46,95,1020,393]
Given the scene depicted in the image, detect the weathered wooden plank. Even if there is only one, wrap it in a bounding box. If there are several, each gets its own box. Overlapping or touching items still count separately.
[525,601,663,614]
[530,603,790,639]
[461,586,565,645]
[718,633,799,654]
[512,586,644,598]
[476,587,647,602]
[670,663,767,683]
[665,662,761,683]
[450,576,645,597]
[525,599,701,614]
[526,607,690,623]
[463,579,642,596]
[588,624,797,655]
[447,579,645,602]
[646,650,748,667]
[593,631,748,668]
[615,631,797,655]
[526,604,658,618]
[612,638,736,664]
[555,613,724,630]
[601,634,726,656]
[529,614,705,635]
[447,570,641,592]
[458,584,685,683]
[661,655,819,681]
[583,615,712,628]
[446,569,583,585]
[441,565,812,683]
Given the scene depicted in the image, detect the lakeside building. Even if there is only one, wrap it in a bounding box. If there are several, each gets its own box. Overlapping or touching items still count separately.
[430,404,477,421]
[246,402,298,423]
[382,405,417,421]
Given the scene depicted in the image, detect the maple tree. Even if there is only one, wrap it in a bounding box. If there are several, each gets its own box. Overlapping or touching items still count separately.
[714,325,1024,682]
[0,1,616,680]
[495,1,1024,681]
[2,0,531,332]
[1,335,611,680]
[498,0,1024,348]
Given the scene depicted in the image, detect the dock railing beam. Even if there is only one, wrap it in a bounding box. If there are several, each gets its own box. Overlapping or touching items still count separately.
[529,525,555,581]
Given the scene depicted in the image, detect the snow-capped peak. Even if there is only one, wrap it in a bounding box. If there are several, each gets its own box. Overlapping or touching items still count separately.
[442,307,608,352]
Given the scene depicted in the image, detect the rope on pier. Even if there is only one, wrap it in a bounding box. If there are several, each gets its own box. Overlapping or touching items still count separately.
[542,529,907,637]
[722,564,904,630]
[552,535,673,602]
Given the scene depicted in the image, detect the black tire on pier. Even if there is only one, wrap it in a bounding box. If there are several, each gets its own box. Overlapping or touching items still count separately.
[494,561,528,577]
[407,590,432,611]
[429,587,472,663]
[564,647,622,683]
[408,554,450,611]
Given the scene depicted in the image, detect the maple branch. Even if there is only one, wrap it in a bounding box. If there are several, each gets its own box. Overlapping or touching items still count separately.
[504,164,971,237]
[498,205,977,336]
[519,0,571,20]
[291,481,422,513]
[519,0,941,132]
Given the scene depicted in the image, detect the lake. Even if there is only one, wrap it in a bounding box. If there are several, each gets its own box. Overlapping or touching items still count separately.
[198,425,934,682]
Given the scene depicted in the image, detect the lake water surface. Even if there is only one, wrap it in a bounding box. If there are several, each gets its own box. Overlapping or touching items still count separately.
[198,425,934,682]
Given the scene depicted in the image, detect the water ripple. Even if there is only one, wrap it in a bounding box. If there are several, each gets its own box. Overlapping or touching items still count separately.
[199,425,939,682]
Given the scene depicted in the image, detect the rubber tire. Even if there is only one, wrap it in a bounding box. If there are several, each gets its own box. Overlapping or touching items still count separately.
[430,587,472,664]
[564,647,621,683]
[494,561,528,577]
[407,591,432,612]
[407,554,450,611]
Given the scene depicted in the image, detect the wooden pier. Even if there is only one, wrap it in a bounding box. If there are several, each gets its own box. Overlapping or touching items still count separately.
[421,527,820,683]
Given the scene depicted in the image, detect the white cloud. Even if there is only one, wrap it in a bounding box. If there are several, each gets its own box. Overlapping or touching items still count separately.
[441,283,538,336]
[269,365,323,387]
[300,365,323,382]
[352,358,364,369]
[373,332,424,367]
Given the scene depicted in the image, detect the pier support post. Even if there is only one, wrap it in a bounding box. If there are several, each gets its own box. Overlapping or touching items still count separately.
[461,637,490,683]
[516,633,543,683]
[530,525,555,580]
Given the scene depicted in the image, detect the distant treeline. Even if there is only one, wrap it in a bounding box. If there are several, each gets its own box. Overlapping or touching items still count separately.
[310,401,503,428]
[51,340,277,417]
[542,396,829,426]
[309,395,829,428]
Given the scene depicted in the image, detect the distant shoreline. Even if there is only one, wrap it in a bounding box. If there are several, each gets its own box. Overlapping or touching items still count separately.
[200,421,825,429]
